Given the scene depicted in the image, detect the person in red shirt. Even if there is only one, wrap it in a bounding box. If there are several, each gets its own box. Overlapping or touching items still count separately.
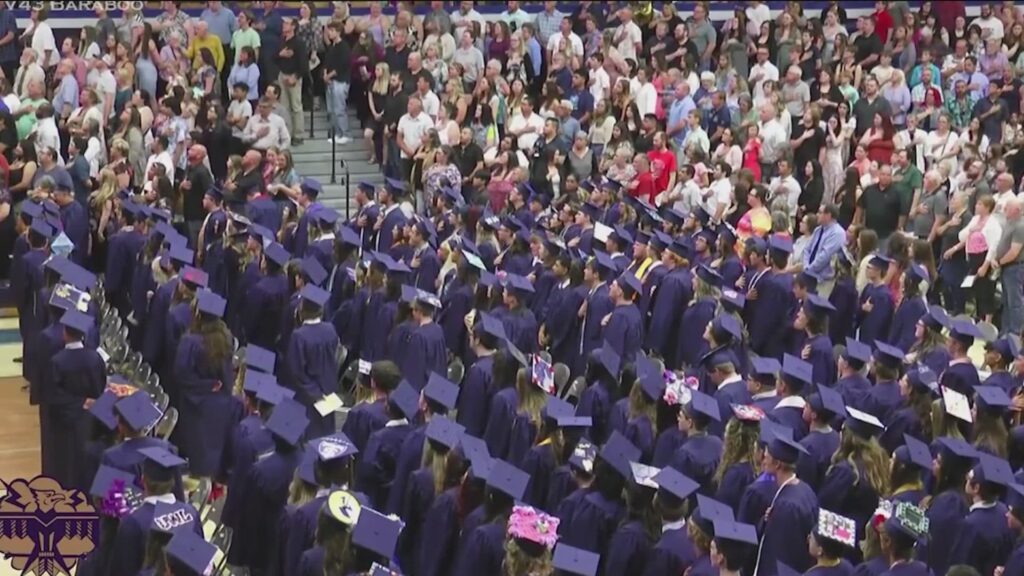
[629,154,657,204]
[872,1,893,44]
[646,131,677,198]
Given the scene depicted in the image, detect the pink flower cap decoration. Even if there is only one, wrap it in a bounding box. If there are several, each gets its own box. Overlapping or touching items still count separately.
[507,505,560,550]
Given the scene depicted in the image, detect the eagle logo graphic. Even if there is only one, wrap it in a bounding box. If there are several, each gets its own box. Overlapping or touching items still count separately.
[0,477,98,575]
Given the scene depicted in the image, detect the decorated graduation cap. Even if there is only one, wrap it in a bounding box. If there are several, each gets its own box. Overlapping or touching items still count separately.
[569,438,597,475]
[196,289,227,318]
[941,385,973,423]
[599,431,642,479]
[780,354,812,391]
[845,406,885,438]
[181,266,209,289]
[532,356,556,395]
[507,505,560,554]
[413,288,442,310]
[114,391,163,432]
[552,543,600,576]
[151,501,198,535]
[138,446,187,483]
[314,433,359,462]
[165,531,217,576]
[90,463,139,503]
[731,404,766,424]
[628,461,661,490]
[245,344,276,373]
[882,501,930,545]
[720,289,746,313]
[873,340,905,370]
[49,282,90,313]
[266,398,310,447]
[424,372,459,411]
[815,509,857,548]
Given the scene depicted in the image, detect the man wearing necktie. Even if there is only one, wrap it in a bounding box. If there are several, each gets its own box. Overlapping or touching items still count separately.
[796,204,846,297]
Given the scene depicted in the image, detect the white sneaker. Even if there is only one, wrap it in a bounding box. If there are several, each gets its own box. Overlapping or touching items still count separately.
[334,136,352,145]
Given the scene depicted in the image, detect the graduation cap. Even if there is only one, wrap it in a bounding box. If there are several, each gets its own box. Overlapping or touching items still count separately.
[633,229,651,245]
[667,238,692,260]
[749,356,781,379]
[713,519,759,546]
[59,309,92,335]
[686,389,721,422]
[61,262,97,291]
[357,181,377,194]
[315,433,359,462]
[315,208,340,227]
[301,177,323,199]
[710,314,742,343]
[950,318,986,344]
[352,507,404,560]
[987,337,1019,362]
[896,434,934,471]
[88,390,119,430]
[49,282,90,313]
[695,228,717,248]
[650,230,674,251]
[580,202,602,221]
[20,200,42,219]
[922,306,950,331]
[266,398,310,446]
[425,416,465,451]
[335,225,361,249]
[196,290,227,318]
[245,344,276,374]
[552,543,600,576]
[138,446,187,483]
[807,385,846,418]
[627,461,661,489]
[971,453,1016,487]
[695,264,723,288]
[975,385,1012,413]
[265,242,291,267]
[181,266,209,288]
[389,381,421,421]
[906,263,929,283]
[505,274,535,299]
[151,501,198,535]
[599,431,642,479]
[868,253,891,270]
[168,243,194,267]
[781,354,812,390]
[414,288,442,310]
[569,438,597,475]
[424,372,459,411]
[299,285,330,308]
[934,436,978,462]
[905,366,938,394]
[593,344,621,378]
[652,467,700,501]
[639,364,667,401]
[804,294,835,317]
[89,464,138,501]
[720,289,746,313]
[615,271,642,295]
[30,219,54,239]
[326,489,363,527]
[204,186,223,202]
[745,235,768,254]
[797,270,821,292]
[50,232,74,258]
[845,406,885,438]
[760,419,794,446]
[476,311,507,342]
[301,256,329,286]
[766,434,808,465]
[731,404,766,423]
[114,391,163,432]
[816,509,857,548]
[883,502,930,542]
[532,356,556,395]
[941,386,973,423]
[460,432,493,478]
[767,234,792,255]
[692,494,734,535]
[165,531,217,576]
[842,337,872,365]
[873,341,905,369]
[591,250,619,276]
[384,177,407,194]
[254,383,293,407]
[486,459,530,501]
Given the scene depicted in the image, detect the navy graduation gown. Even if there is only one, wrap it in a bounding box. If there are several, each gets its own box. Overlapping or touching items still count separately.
[624,415,656,464]
[400,321,448,391]
[173,333,235,477]
[438,280,473,361]
[375,205,407,253]
[221,415,273,534]
[350,201,380,251]
[506,412,538,466]
[59,200,89,265]
[409,244,442,292]
[756,480,818,575]
[233,447,303,572]
[278,491,329,576]
[13,248,47,347]
[646,267,692,366]
[456,354,493,437]
[940,360,981,396]
[28,323,62,477]
[829,277,860,343]
[861,380,902,425]
[762,272,796,360]
[386,423,425,515]
[483,388,518,460]
[604,520,654,576]
[521,442,556,509]
[737,473,776,527]
[244,273,289,350]
[577,382,612,445]
[398,468,436,568]
[770,398,810,440]
[277,292,301,376]
[361,292,394,362]
[415,486,461,576]
[921,490,969,576]
[580,283,613,367]
[669,433,723,496]
[293,202,323,258]
[797,428,841,491]
[544,281,584,372]
[806,334,836,387]
[807,560,857,576]
[286,321,341,438]
[836,374,872,408]
[142,276,178,368]
[880,561,935,576]
[641,524,698,576]
[609,397,629,438]
[306,237,334,275]
[603,303,644,367]
[100,437,184,499]
[201,215,229,297]
[356,421,411,509]
[652,428,687,468]
[45,345,106,491]
[947,502,1014,576]
[984,371,1017,395]
[228,259,261,341]
[532,269,557,323]
[500,307,540,355]
[751,391,781,412]
[855,557,890,576]
[638,262,667,322]
[107,499,203,576]
[889,296,927,352]
[554,487,589,532]
[105,227,146,314]
[818,461,881,562]
[163,300,192,405]
[545,465,576,515]
[296,545,325,576]
[743,268,776,356]
[246,195,284,236]
[879,407,925,454]
[453,521,505,576]
[711,377,752,437]
[715,461,757,512]
[716,255,744,289]
[341,398,388,454]
[891,486,927,506]
[1003,542,1024,576]
[857,283,895,345]
[562,490,624,554]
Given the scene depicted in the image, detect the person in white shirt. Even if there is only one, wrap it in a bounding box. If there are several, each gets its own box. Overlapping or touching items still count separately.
[91,55,117,121]
[630,66,658,118]
[12,48,44,100]
[757,104,787,178]
[546,18,583,61]
[25,5,58,69]
[613,7,642,62]
[768,158,802,218]
[704,161,734,222]
[396,95,434,173]
[507,96,545,151]
[745,1,771,39]
[748,46,779,104]
[659,164,703,213]
[226,84,253,139]
[145,134,175,183]
[451,0,485,40]
[500,0,534,33]
[682,109,710,157]
[976,3,1005,41]
[242,97,291,151]
[588,53,610,102]
[32,102,61,164]
[414,76,440,119]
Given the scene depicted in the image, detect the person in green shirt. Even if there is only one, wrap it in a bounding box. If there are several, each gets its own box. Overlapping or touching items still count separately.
[230,10,261,65]
[15,79,47,140]
[893,148,922,222]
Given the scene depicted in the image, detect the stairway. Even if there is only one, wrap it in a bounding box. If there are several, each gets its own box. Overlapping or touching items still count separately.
[291,108,383,217]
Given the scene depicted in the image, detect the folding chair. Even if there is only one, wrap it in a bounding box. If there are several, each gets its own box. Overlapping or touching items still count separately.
[447,358,465,385]
[154,407,178,440]
[566,376,586,402]
[538,351,552,365]
[553,363,571,397]
[190,477,212,517]
[210,525,234,576]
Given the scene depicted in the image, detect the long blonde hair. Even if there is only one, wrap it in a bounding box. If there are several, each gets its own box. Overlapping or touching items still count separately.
[714,419,759,485]
[502,539,553,576]
[516,368,547,427]
[828,427,890,497]
[372,62,390,94]
[90,168,118,210]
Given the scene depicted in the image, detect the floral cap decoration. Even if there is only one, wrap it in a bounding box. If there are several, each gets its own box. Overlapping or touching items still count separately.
[663,371,699,406]
[507,505,560,550]
[101,478,143,519]
[870,499,894,531]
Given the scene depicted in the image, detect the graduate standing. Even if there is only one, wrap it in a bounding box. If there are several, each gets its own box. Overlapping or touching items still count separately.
[603,272,644,367]
[400,290,448,391]
[751,434,819,576]
[286,284,341,438]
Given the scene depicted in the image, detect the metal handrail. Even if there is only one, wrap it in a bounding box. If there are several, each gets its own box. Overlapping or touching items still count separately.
[309,99,315,139]
[342,160,351,218]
